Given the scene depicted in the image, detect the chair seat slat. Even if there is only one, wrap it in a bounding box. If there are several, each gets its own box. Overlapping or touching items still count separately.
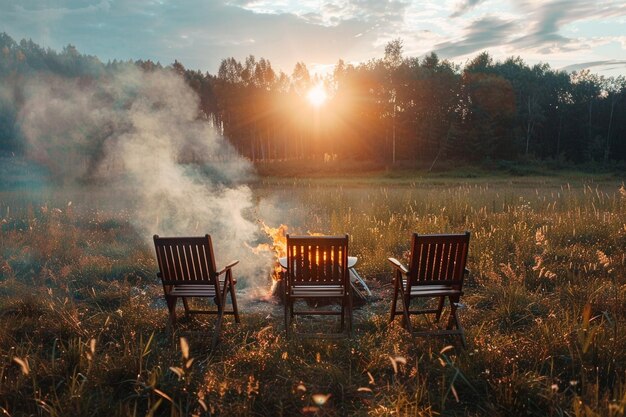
[170,286,217,297]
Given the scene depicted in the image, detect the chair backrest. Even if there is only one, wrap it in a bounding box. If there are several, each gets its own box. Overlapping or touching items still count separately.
[285,234,349,287]
[153,235,218,285]
[407,232,470,289]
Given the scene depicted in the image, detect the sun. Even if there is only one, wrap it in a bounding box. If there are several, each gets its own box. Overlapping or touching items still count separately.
[306,83,327,107]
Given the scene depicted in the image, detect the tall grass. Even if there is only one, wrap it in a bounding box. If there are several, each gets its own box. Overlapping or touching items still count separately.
[1,177,625,416]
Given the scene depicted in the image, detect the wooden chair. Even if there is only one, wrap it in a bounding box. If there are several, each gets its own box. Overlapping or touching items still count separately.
[284,234,352,337]
[388,232,470,346]
[153,234,240,346]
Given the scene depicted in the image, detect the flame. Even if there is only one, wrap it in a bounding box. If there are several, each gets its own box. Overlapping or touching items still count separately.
[255,221,288,282]
[255,222,331,275]
[254,222,337,301]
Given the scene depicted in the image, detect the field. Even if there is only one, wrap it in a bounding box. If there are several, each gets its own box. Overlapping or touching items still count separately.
[1,173,625,416]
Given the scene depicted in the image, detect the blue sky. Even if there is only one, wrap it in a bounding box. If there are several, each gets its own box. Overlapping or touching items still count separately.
[1,0,625,76]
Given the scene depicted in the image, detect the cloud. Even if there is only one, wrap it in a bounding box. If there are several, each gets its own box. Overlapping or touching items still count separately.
[451,0,487,18]
[224,0,409,27]
[346,0,409,22]
[0,0,384,73]
[430,0,626,62]
[560,59,626,73]
[433,16,518,58]
[510,0,626,53]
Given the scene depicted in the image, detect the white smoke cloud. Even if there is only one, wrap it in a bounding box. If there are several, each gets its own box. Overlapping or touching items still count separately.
[17,65,272,298]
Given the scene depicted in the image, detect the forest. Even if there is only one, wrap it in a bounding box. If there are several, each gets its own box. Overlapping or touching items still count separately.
[1,32,625,168]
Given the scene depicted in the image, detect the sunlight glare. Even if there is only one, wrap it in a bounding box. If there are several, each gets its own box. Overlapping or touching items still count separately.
[307,84,327,107]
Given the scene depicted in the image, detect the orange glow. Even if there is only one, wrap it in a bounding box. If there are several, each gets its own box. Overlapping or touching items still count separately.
[253,222,288,282]
[306,83,327,107]
[255,222,331,282]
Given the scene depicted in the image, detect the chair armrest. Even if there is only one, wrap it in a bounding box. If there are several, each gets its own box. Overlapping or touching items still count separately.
[388,258,409,274]
[217,260,239,275]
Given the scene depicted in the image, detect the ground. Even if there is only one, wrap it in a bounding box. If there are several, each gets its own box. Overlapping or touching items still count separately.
[1,171,625,416]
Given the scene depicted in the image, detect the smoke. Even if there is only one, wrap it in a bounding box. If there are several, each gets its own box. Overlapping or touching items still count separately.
[16,65,272,298]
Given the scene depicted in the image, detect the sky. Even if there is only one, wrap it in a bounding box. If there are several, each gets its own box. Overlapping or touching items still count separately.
[1,0,625,77]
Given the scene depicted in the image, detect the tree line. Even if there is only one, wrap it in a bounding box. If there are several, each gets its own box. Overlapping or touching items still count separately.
[1,33,624,166]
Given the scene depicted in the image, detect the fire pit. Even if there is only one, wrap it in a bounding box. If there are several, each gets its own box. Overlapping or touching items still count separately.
[255,222,371,303]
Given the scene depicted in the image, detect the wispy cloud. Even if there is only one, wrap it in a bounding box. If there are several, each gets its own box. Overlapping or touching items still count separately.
[430,0,626,68]
[510,0,626,53]
[451,0,487,18]
[434,16,519,58]
[560,59,626,74]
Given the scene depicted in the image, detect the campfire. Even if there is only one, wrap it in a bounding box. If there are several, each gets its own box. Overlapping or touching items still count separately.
[252,222,289,300]
[253,222,370,303]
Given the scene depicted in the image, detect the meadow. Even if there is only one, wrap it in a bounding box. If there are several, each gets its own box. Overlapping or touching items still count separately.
[1,173,625,416]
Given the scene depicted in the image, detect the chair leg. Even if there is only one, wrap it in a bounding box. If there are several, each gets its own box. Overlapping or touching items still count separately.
[446,296,459,330]
[448,295,467,348]
[340,300,345,332]
[403,294,412,331]
[389,274,400,323]
[166,297,178,325]
[397,286,413,334]
[348,291,354,337]
[211,304,225,349]
[435,296,445,322]
[228,277,241,324]
[182,297,190,317]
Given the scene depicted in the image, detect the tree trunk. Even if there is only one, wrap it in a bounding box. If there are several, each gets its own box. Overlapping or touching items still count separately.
[392,105,397,165]
[260,134,266,161]
[587,100,593,145]
[251,130,256,161]
[556,112,563,158]
[267,128,271,160]
[604,99,616,163]
[525,97,532,156]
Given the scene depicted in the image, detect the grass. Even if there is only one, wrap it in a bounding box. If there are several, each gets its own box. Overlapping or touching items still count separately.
[253,159,626,183]
[1,174,625,416]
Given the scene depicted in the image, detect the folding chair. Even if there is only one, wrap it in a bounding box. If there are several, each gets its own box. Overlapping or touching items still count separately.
[153,234,240,347]
[389,232,470,346]
[284,234,352,338]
